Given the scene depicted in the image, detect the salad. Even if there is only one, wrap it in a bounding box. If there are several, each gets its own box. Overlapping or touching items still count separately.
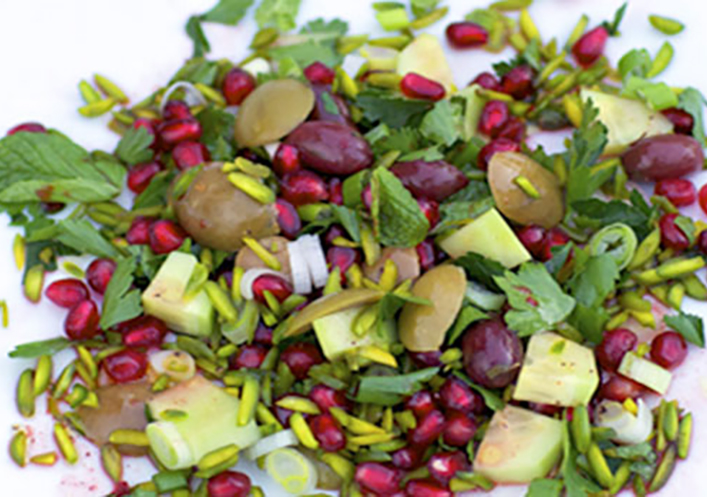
[3,0,706,496]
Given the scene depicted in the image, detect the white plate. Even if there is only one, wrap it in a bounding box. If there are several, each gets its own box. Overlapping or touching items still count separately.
[1,0,707,495]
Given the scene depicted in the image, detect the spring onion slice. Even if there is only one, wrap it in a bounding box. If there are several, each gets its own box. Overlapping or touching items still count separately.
[244,429,298,460]
[149,350,196,382]
[265,448,317,495]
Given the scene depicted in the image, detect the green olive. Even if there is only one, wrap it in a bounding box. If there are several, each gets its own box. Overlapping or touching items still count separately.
[173,163,279,251]
[488,152,564,229]
[589,223,638,269]
[235,236,292,278]
[398,265,467,352]
[235,79,315,147]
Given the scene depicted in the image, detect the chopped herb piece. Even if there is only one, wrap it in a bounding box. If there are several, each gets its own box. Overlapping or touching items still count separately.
[255,0,302,32]
[115,127,154,166]
[100,256,143,330]
[185,16,211,57]
[526,479,563,497]
[355,367,439,405]
[664,311,705,347]
[8,338,73,359]
[452,371,505,411]
[454,252,506,292]
[357,89,434,128]
[201,0,255,25]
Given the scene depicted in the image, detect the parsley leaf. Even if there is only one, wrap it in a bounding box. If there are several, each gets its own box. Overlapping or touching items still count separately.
[355,367,439,405]
[678,87,707,145]
[569,255,620,308]
[494,262,576,337]
[419,99,464,147]
[197,107,236,161]
[664,311,705,347]
[526,479,563,497]
[186,16,211,57]
[201,0,255,25]
[9,337,72,359]
[100,256,143,330]
[255,0,302,31]
[115,127,154,166]
[357,89,434,128]
[572,197,653,239]
[454,252,506,291]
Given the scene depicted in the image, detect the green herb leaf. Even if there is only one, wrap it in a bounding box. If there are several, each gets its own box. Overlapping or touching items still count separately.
[133,171,174,210]
[454,252,506,291]
[436,196,495,235]
[453,371,505,411]
[100,256,143,330]
[300,18,349,37]
[419,99,464,147]
[572,197,654,239]
[664,311,705,347]
[623,77,678,110]
[115,127,155,166]
[603,2,628,36]
[370,126,422,156]
[202,0,255,25]
[378,292,430,323]
[28,219,121,259]
[677,87,707,145]
[8,337,72,359]
[674,215,696,244]
[331,205,361,242]
[357,89,434,128]
[526,479,563,497]
[561,421,602,497]
[268,40,342,68]
[355,367,439,405]
[255,0,302,31]
[197,107,236,161]
[186,16,211,57]
[569,303,609,344]
[447,305,489,345]
[618,48,652,80]
[569,255,620,308]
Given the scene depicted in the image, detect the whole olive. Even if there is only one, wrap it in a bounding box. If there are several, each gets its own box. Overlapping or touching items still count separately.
[390,160,469,202]
[310,85,354,127]
[285,121,373,176]
[621,134,704,181]
[173,163,279,251]
[487,152,564,229]
[462,319,523,389]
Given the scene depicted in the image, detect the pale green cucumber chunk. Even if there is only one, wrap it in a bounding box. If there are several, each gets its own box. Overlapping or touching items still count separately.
[618,352,672,395]
[313,305,395,361]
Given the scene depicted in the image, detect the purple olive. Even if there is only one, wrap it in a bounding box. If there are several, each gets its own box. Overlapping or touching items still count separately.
[285,121,373,176]
[462,319,523,389]
[621,134,704,181]
[390,160,469,202]
[310,85,354,127]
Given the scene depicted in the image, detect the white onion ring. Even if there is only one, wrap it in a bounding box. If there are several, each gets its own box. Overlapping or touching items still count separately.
[595,399,653,445]
[287,239,313,295]
[299,235,329,288]
[244,429,299,460]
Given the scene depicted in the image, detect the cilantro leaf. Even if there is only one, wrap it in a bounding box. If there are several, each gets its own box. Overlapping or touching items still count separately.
[494,262,576,337]
[115,127,154,166]
[447,305,489,345]
[453,371,505,411]
[201,0,255,25]
[355,367,439,405]
[100,256,143,330]
[186,16,211,57]
[357,89,434,128]
[255,0,302,32]
[9,337,72,359]
[664,311,705,347]
[419,99,464,147]
[454,252,506,291]
[371,167,430,247]
[678,87,707,145]
[526,479,563,497]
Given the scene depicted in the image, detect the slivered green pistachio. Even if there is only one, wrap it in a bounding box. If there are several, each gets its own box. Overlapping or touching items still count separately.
[538,51,567,82]
[250,27,278,48]
[54,423,79,464]
[587,443,613,488]
[16,369,35,418]
[667,282,685,310]
[649,15,685,35]
[52,362,76,399]
[628,229,661,270]
[9,430,27,467]
[647,41,674,79]
[519,9,540,40]
[13,234,25,270]
[649,445,676,492]
[79,98,117,117]
[663,401,679,441]
[194,83,226,106]
[290,412,319,449]
[276,396,321,415]
[508,32,527,52]
[194,449,241,479]
[656,401,668,452]
[678,413,692,459]
[24,265,45,303]
[490,0,532,11]
[410,7,449,30]
[94,74,128,103]
[33,355,52,395]
[369,35,411,50]
[366,72,403,89]
[31,452,59,466]
[321,453,355,481]
[337,35,370,55]
[197,444,240,473]
[204,281,238,322]
[513,175,541,199]
[238,375,259,427]
[109,429,149,447]
[618,291,652,312]
[256,402,283,430]
[101,444,123,483]
[633,475,648,497]
[610,461,632,494]
[227,173,275,204]
[571,405,591,454]
[79,80,102,104]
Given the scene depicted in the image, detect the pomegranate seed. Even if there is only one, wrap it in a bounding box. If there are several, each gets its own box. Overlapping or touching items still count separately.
[252,274,293,304]
[501,65,534,100]
[517,225,547,258]
[112,481,131,497]
[697,231,707,256]
[103,349,148,383]
[272,144,301,177]
[7,122,46,135]
[253,323,273,346]
[126,216,153,245]
[41,202,65,214]
[470,72,502,92]
[355,463,402,495]
[416,240,436,272]
[659,213,691,251]
[45,279,90,308]
[327,247,360,278]
[572,26,609,68]
[275,199,302,239]
[654,178,696,207]
[427,451,469,485]
[446,22,488,49]
[400,73,446,101]
[651,332,688,369]
[309,384,350,412]
[280,171,329,206]
[599,375,644,402]
[529,403,563,417]
[478,100,510,137]
[361,184,373,211]
[443,411,477,447]
[417,198,440,229]
[405,479,452,497]
[120,316,168,348]
[127,161,163,194]
[329,178,343,205]
[662,108,694,135]
[477,138,520,170]
[172,141,210,171]
[405,390,437,419]
[222,68,256,106]
[324,225,346,247]
[86,258,116,295]
[280,342,323,379]
[409,351,442,368]
[392,446,422,470]
[304,62,336,85]
[496,116,526,143]
[699,184,707,216]
[64,300,101,340]
[207,470,251,497]
[230,344,269,370]
[438,377,484,414]
[149,219,187,254]
[158,119,202,148]
[541,228,571,261]
[408,409,446,447]
[596,328,638,372]
[162,100,192,121]
[310,413,346,452]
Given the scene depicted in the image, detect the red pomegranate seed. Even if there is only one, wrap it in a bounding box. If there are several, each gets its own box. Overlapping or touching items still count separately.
[427,451,470,485]
[443,411,477,447]
[599,375,644,402]
[477,138,520,170]
[222,68,256,106]
[272,144,301,177]
[162,100,192,121]
[541,227,571,261]
[230,344,269,370]
[496,116,526,143]
[280,342,323,379]
[409,350,442,368]
[324,226,346,247]
[699,184,707,216]
[112,481,131,497]
[274,199,302,239]
[7,122,47,135]
[327,247,360,278]
[46,279,90,309]
[478,100,510,137]
[86,258,116,295]
[405,390,437,419]
[158,119,202,148]
[470,72,502,92]
[596,328,638,372]
[310,413,346,452]
[120,315,168,348]
[252,274,293,304]
[41,202,65,214]
[529,402,563,417]
[64,300,101,340]
[405,478,452,497]
[416,240,436,272]
[103,349,148,383]
[149,219,187,254]
[309,384,350,412]
[126,216,153,246]
[392,446,422,470]
[446,22,488,49]
[280,171,329,206]
[438,377,484,414]
[517,225,547,258]
[662,108,694,135]
[697,231,707,256]
[207,471,251,497]
[127,161,163,194]
[253,323,273,346]
[400,73,446,101]
[408,409,446,447]
[417,198,440,229]
[501,65,535,100]
[651,332,688,369]
[654,178,696,207]
[572,26,609,68]
[329,178,343,205]
[172,141,210,171]
[304,61,336,85]
[659,213,691,251]
[355,463,402,495]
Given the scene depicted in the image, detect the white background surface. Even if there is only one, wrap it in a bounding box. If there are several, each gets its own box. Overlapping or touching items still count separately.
[1,0,707,495]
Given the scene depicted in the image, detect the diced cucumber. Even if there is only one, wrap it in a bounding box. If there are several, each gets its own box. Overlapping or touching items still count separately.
[465,281,505,311]
[513,332,600,407]
[474,405,563,484]
[618,352,672,395]
[142,252,214,337]
[146,376,261,470]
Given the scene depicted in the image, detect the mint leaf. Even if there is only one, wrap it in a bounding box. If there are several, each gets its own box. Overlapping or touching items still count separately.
[371,167,429,247]
[9,337,72,359]
[0,132,123,204]
[453,371,505,411]
[664,311,705,347]
[357,89,434,128]
[115,127,154,166]
[255,0,302,31]
[355,367,439,405]
[186,16,211,57]
[526,479,563,497]
[436,196,495,235]
[331,205,361,242]
[494,262,576,337]
[202,0,255,25]
[677,87,707,145]
[133,171,173,210]
[419,99,463,147]
[29,219,122,259]
[454,252,506,291]
[100,256,143,330]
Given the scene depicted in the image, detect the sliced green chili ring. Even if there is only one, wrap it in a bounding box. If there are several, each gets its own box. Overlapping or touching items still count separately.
[589,223,638,270]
